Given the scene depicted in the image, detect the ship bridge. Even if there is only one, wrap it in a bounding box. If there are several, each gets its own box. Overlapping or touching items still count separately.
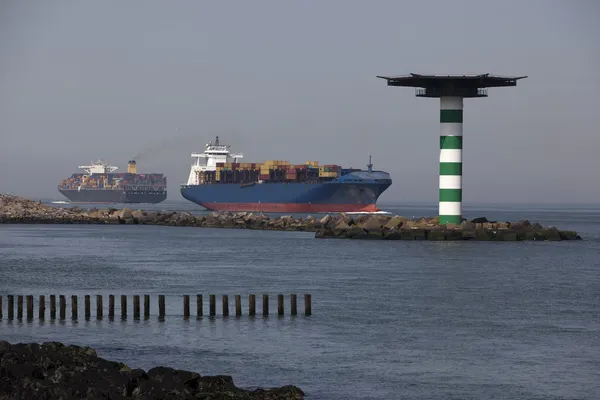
[186,136,243,185]
[78,160,118,175]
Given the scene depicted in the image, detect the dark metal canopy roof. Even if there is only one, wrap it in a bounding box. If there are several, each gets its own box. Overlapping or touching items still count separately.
[377,73,527,87]
[377,73,527,98]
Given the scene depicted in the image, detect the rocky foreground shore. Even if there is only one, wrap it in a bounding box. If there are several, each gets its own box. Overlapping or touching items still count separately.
[0,194,582,241]
[0,341,304,399]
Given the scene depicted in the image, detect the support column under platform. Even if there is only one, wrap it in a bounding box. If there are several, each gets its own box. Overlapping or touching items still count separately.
[439,96,463,225]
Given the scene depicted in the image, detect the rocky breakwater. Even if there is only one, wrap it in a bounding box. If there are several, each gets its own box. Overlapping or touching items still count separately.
[0,194,94,224]
[0,341,304,399]
[314,214,582,241]
[0,194,320,231]
[0,194,582,240]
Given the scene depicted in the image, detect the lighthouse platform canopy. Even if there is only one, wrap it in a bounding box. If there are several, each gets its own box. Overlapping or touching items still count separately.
[376,73,527,98]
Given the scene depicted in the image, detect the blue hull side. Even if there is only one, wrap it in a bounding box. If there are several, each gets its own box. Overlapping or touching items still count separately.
[180,170,392,212]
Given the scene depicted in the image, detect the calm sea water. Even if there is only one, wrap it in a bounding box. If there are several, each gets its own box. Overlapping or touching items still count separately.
[1,201,599,399]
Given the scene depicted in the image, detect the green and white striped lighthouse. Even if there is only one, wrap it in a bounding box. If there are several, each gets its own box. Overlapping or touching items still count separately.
[439,96,463,225]
[377,73,526,225]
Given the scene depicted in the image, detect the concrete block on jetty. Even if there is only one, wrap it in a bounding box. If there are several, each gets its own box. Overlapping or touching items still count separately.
[0,194,582,241]
[0,341,304,399]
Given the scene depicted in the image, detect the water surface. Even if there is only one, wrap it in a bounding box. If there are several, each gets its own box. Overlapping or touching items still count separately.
[1,203,599,399]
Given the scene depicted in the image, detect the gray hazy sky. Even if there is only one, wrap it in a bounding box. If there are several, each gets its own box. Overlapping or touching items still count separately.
[1,0,599,204]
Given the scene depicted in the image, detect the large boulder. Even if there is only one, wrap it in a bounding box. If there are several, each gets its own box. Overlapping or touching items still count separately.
[332,220,351,237]
[121,208,133,220]
[384,216,406,230]
[543,227,562,241]
[131,210,146,223]
[360,215,384,232]
[319,214,332,225]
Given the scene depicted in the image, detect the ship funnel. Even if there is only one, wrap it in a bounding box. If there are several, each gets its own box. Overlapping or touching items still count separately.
[127,160,137,174]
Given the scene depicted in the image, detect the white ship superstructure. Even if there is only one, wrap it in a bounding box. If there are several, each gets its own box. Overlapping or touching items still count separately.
[78,160,119,175]
[186,136,243,185]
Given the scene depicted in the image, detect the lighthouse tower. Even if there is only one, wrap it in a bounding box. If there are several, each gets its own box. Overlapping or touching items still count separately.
[377,73,527,225]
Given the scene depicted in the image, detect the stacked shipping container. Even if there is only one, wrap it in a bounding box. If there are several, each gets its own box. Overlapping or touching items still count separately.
[196,159,341,185]
[58,172,167,190]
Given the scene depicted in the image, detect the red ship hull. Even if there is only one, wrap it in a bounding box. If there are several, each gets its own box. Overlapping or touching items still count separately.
[199,202,380,213]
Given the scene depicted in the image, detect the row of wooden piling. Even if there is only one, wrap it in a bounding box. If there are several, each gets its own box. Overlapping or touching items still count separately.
[0,294,311,320]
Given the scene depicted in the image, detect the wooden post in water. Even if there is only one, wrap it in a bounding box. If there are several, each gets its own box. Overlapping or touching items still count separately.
[84,295,91,320]
[158,295,165,318]
[262,294,269,316]
[133,295,140,320]
[39,295,45,320]
[183,295,190,319]
[249,294,256,316]
[209,295,216,317]
[144,295,150,319]
[71,295,78,320]
[222,295,229,317]
[17,295,23,319]
[120,295,127,319]
[290,294,297,316]
[304,294,311,316]
[26,295,34,320]
[235,295,241,317]
[196,294,203,317]
[8,295,14,320]
[108,295,115,319]
[59,295,66,320]
[277,294,284,316]
[50,295,56,319]
[97,295,103,319]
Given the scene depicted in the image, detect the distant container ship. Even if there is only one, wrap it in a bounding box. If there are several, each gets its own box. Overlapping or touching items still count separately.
[57,160,167,204]
[180,136,392,213]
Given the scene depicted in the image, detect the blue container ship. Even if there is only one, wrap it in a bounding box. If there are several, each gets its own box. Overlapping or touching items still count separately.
[180,137,391,213]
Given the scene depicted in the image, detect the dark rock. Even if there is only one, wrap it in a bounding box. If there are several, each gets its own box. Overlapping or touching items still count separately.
[560,230,581,240]
[445,230,464,241]
[427,230,446,241]
[332,221,350,237]
[0,341,304,400]
[496,229,518,241]
[475,229,495,241]
[383,228,403,240]
[543,227,562,241]
[384,216,406,230]
[314,228,335,239]
[359,216,384,236]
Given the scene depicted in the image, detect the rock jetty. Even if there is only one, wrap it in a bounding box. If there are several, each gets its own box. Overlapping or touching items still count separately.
[0,340,304,399]
[313,214,582,241]
[0,194,582,240]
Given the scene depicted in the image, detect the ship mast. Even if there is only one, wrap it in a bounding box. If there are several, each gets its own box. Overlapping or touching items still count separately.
[367,155,373,172]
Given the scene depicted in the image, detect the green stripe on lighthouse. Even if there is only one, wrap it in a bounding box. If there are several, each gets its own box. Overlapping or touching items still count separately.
[440,162,462,175]
[440,110,463,123]
[439,189,462,202]
[440,136,462,149]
